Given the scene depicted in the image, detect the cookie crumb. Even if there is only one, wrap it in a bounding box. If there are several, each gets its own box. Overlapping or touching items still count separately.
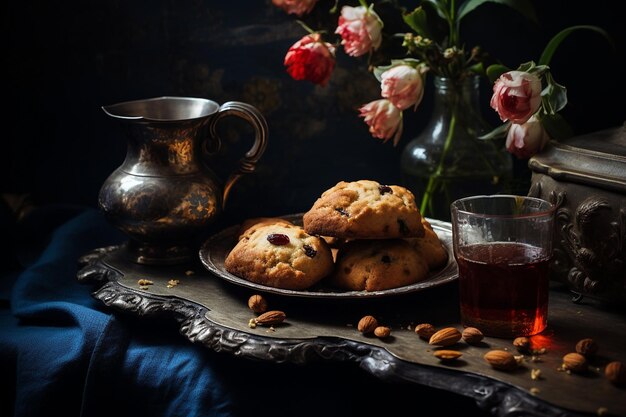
[166,279,180,288]
[137,279,153,286]
[185,270,195,276]
[529,387,540,395]
[531,369,542,380]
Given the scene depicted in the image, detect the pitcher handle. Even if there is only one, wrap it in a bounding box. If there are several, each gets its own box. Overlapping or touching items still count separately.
[209,101,268,209]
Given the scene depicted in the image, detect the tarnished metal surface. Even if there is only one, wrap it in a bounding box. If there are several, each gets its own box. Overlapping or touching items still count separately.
[529,126,626,303]
[99,97,268,265]
[79,245,626,417]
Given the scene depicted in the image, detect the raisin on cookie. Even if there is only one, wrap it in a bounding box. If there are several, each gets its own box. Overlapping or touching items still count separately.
[225,223,334,290]
[303,180,425,239]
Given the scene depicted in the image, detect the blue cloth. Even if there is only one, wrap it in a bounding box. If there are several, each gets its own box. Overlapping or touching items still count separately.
[0,207,489,417]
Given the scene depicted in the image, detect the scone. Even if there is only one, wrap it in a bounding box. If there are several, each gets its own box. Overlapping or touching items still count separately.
[225,223,334,290]
[303,180,425,239]
[330,239,429,291]
[237,217,293,240]
[405,218,448,270]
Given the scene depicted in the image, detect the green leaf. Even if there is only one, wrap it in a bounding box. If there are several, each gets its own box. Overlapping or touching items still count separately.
[540,113,573,141]
[541,72,568,114]
[458,0,537,24]
[478,122,511,140]
[516,61,536,73]
[402,7,431,38]
[539,25,613,66]
[422,0,450,21]
[373,59,422,81]
[486,64,509,83]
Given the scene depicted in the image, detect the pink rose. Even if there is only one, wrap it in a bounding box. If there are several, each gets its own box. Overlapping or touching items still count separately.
[359,99,403,145]
[490,70,542,124]
[335,5,383,57]
[271,0,318,16]
[380,65,424,110]
[505,116,550,159]
[284,33,336,87]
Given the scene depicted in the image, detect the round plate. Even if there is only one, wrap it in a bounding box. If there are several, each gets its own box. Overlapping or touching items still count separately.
[199,214,458,299]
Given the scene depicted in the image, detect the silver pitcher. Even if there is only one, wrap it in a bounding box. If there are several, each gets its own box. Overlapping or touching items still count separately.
[99,96,268,265]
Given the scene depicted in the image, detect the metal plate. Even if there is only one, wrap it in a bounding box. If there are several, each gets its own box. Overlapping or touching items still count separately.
[198,214,458,299]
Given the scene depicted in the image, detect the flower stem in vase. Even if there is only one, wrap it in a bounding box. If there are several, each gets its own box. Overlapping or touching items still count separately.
[420,110,457,215]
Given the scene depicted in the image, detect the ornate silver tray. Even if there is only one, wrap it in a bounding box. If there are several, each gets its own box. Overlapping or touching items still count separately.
[199,214,458,299]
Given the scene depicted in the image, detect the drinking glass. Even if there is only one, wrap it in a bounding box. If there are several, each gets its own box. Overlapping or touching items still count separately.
[450,195,556,338]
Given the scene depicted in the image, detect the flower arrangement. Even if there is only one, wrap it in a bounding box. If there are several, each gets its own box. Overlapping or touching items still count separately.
[272,0,608,215]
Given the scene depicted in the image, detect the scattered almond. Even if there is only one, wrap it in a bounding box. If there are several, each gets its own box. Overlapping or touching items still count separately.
[575,338,598,357]
[513,337,530,352]
[254,310,286,326]
[415,323,436,340]
[374,326,391,338]
[358,315,379,334]
[462,327,484,345]
[484,350,518,371]
[605,361,626,385]
[429,327,462,347]
[562,352,587,373]
[247,294,268,313]
[434,350,462,361]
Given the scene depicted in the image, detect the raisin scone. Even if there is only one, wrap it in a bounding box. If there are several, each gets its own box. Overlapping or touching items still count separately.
[405,218,448,270]
[225,223,334,290]
[303,180,425,239]
[330,239,429,291]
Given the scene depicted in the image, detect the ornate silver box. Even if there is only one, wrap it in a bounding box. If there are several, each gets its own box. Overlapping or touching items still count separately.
[528,125,626,304]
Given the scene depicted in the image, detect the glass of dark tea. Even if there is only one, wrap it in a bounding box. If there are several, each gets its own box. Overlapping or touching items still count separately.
[450,195,556,338]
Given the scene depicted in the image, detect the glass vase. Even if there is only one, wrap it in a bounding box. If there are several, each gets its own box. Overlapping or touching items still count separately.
[400,76,513,221]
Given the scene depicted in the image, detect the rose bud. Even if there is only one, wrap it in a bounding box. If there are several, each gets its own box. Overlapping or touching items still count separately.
[335,5,383,57]
[271,0,318,16]
[359,99,403,146]
[505,115,551,159]
[284,33,336,87]
[380,64,424,111]
[490,70,542,125]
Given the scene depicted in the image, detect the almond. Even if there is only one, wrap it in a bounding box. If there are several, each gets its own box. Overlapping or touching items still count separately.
[414,323,436,340]
[247,294,268,313]
[462,327,484,345]
[357,315,378,334]
[374,326,391,338]
[484,350,518,371]
[562,352,587,373]
[434,350,462,361]
[254,310,286,326]
[605,361,626,385]
[429,327,462,347]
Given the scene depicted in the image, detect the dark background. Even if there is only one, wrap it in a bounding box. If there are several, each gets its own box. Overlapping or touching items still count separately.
[3,0,624,226]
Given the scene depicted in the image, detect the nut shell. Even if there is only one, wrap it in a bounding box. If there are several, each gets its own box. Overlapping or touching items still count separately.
[247,294,268,313]
[462,327,484,345]
[575,338,598,357]
[562,352,587,373]
[605,361,626,385]
[484,350,518,371]
[254,310,286,326]
[429,327,462,346]
[513,337,531,352]
[357,315,379,334]
[374,326,391,338]
[434,350,462,361]
[415,323,436,340]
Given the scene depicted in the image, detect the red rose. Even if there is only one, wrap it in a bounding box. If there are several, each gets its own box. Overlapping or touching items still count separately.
[284,33,336,87]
